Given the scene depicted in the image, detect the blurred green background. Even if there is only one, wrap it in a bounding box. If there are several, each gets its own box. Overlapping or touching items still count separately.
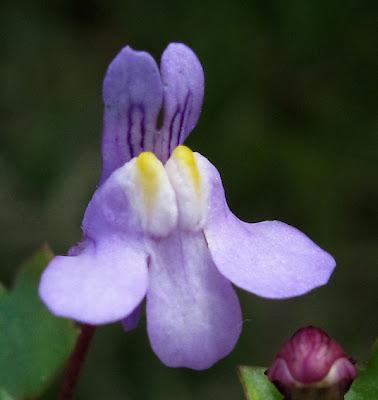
[1,0,377,399]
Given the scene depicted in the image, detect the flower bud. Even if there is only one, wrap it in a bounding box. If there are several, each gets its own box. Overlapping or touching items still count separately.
[266,327,357,400]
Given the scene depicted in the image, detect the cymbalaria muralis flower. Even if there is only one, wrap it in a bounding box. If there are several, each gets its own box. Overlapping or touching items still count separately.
[266,326,357,399]
[39,43,336,370]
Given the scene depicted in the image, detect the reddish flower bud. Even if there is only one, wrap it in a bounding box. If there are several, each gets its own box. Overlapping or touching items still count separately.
[266,327,357,400]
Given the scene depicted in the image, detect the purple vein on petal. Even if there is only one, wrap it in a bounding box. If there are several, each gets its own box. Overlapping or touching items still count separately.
[155,43,204,161]
[125,104,147,158]
[176,92,192,149]
[168,108,180,158]
[101,46,163,182]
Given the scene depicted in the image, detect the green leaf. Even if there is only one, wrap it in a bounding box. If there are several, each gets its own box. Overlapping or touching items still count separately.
[238,366,283,400]
[346,340,378,400]
[0,247,78,399]
[0,389,15,400]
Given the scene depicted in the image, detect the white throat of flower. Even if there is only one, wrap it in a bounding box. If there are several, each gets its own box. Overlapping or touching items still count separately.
[119,145,209,237]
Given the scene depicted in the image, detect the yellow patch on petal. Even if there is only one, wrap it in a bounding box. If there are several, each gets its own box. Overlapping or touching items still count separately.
[171,145,201,194]
[136,151,162,206]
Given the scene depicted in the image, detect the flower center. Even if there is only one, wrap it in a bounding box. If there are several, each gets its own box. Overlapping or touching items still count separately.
[170,145,202,194]
[136,151,162,207]
[131,151,177,237]
[166,146,208,232]
[128,145,208,236]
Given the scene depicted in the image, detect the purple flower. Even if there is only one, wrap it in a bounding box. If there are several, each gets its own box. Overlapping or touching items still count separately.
[266,326,357,399]
[39,43,336,370]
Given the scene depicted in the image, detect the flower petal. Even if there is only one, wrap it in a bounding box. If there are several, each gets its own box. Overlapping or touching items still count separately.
[146,231,242,370]
[39,237,148,325]
[87,153,178,239]
[40,161,153,324]
[155,43,204,162]
[196,154,336,299]
[83,162,142,238]
[122,304,143,331]
[101,46,163,183]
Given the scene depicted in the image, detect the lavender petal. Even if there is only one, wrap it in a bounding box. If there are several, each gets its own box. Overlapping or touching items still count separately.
[146,231,242,370]
[101,46,163,182]
[155,43,204,161]
[39,237,148,325]
[197,153,336,299]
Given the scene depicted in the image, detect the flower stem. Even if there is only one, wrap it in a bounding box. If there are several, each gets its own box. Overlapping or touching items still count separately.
[58,324,96,400]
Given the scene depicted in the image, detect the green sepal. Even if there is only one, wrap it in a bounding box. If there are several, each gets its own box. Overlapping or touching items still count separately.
[346,340,378,400]
[238,365,283,400]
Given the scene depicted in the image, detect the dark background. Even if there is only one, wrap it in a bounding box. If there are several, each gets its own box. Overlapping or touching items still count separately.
[1,0,377,399]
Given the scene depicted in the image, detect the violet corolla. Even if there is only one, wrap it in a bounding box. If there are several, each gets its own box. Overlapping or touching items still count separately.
[39,43,336,370]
